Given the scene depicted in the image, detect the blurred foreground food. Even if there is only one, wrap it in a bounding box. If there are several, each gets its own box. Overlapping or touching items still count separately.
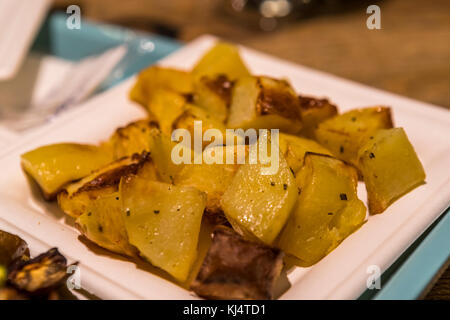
[0,230,75,300]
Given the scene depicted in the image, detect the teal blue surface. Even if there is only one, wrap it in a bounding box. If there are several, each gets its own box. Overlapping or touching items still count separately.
[33,12,450,300]
[32,12,181,90]
[374,208,450,299]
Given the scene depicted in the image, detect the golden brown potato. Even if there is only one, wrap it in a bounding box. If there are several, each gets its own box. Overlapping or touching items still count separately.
[58,152,156,218]
[21,143,113,200]
[277,153,366,266]
[298,95,338,139]
[357,128,426,214]
[120,177,206,282]
[279,133,332,175]
[129,66,193,107]
[193,75,233,123]
[105,119,161,159]
[174,145,241,221]
[147,128,185,184]
[172,104,229,149]
[192,42,250,81]
[191,226,284,300]
[221,146,297,244]
[227,76,302,134]
[146,88,187,135]
[58,153,156,256]
[75,191,138,257]
[315,106,393,167]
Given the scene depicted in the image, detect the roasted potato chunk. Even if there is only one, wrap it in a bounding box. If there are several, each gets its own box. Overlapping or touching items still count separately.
[0,230,30,267]
[8,248,69,293]
[21,143,113,200]
[58,153,155,256]
[279,133,332,174]
[298,95,338,139]
[221,146,297,244]
[192,42,250,81]
[174,145,241,221]
[277,153,366,266]
[146,88,187,135]
[105,119,160,159]
[129,66,193,106]
[193,75,233,123]
[358,128,426,214]
[227,76,302,134]
[191,226,284,300]
[76,191,138,257]
[315,106,393,167]
[148,130,184,183]
[58,152,156,218]
[172,104,229,149]
[120,178,206,282]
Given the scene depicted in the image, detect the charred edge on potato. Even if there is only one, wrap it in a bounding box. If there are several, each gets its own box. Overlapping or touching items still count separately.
[115,120,160,139]
[191,226,284,300]
[255,78,302,121]
[203,74,234,107]
[203,209,231,227]
[298,95,336,111]
[74,152,152,194]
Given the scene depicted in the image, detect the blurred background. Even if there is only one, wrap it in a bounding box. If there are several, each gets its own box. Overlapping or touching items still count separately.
[51,0,450,109]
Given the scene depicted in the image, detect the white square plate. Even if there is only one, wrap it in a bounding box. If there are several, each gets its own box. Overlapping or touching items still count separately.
[0,35,449,300]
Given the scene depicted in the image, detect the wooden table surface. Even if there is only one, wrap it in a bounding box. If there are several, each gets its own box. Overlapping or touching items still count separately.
[53,0,450,299]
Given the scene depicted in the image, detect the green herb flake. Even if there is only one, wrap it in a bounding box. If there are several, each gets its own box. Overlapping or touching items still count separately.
[340,193,348,201]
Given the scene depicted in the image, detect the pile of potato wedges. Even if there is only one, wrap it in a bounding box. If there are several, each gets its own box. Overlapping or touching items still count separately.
[20,42,426,299]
